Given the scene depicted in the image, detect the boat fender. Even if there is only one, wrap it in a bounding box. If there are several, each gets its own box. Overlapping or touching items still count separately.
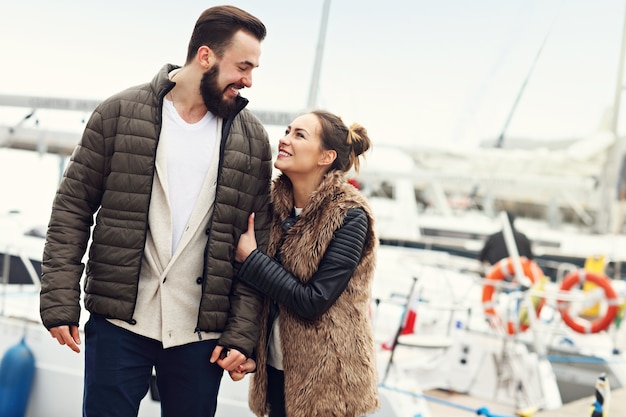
[0,337,36,417]
[557,270,619,334]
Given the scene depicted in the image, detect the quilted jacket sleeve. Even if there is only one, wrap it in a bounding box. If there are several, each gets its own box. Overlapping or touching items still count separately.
[40,109,107,329]
[216,111,273,356]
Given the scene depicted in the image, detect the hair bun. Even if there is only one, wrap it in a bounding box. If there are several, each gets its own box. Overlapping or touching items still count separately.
[348,123,370,157]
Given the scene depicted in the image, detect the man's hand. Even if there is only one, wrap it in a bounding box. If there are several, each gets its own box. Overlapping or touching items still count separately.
[49,325,81,353]
[210,345,247,372]
[235,213,257,263]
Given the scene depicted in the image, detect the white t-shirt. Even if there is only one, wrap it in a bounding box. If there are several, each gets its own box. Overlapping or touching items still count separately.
[161,98,218,255]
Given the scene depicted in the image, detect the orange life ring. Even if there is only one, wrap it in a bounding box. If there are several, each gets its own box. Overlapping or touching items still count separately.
[482,257,545,334]
[557,270,619,334]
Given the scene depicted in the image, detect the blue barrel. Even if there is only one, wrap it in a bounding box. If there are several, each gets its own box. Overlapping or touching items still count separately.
[0,336,36,417]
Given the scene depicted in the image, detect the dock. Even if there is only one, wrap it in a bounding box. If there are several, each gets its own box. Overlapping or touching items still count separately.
[535,387,626,417]
[420,387,625,416]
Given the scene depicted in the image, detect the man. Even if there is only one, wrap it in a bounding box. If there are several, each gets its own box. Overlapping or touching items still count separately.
[39,6,272,417]
[478,211,533,265]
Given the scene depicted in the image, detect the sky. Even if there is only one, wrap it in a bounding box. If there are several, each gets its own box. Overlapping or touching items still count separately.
[2,0,626,147]
[1,0,626,222]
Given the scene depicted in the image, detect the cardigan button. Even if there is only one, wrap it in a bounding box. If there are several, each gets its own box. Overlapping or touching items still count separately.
[196,277,202,284]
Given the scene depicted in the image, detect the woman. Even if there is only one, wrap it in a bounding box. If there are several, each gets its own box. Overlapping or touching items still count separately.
[231,110,380,417]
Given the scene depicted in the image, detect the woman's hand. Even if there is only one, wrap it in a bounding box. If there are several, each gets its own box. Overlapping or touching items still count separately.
[228,358,257,381]
[235,213,258,263]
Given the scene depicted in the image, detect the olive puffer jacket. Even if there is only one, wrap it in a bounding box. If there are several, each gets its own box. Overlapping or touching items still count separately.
[40,64,272,356]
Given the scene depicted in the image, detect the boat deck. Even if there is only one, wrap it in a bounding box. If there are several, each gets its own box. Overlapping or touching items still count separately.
[535,387,625,417]
[422,388,518,416]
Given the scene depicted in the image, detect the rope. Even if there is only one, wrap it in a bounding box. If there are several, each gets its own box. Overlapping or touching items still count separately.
[378,383,517,417]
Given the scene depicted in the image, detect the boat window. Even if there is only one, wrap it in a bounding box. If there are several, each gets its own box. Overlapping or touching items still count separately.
[0,254,37,285]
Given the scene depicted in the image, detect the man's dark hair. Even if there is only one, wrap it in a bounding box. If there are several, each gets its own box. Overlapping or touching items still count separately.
[186,5,266,64]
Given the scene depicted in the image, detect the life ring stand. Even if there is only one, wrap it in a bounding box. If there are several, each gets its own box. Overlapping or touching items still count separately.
[557,270,619,334]
[482,257,545,334]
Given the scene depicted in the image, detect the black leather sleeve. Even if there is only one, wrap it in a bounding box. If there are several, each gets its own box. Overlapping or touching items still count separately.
[237,208,368,321]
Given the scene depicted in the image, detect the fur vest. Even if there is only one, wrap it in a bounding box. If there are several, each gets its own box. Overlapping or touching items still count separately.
[249,171,380,417]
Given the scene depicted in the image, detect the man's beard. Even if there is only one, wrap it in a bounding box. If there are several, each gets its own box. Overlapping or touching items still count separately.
[200,66,240,119]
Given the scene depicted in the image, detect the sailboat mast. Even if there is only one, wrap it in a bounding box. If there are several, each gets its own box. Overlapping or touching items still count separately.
[595,4,626,234]
[495,11,559,148]
[306,0,331,110]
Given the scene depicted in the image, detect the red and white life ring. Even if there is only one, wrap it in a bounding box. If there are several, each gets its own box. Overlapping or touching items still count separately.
[482,257,545,334]
[557,270,619,334]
